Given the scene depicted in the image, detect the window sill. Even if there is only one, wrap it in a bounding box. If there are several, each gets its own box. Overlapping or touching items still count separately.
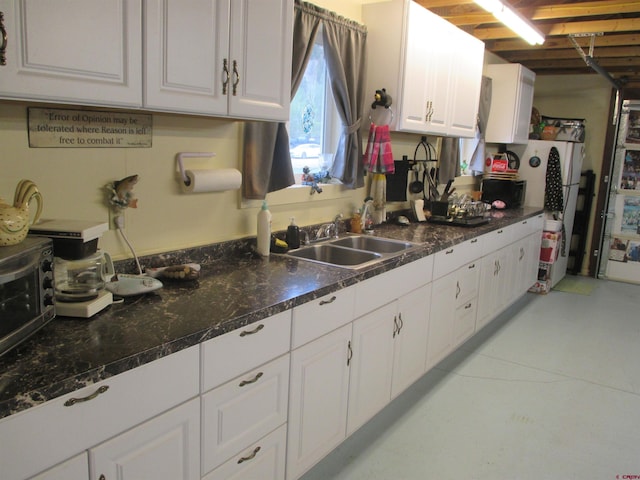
[240,183,353,209]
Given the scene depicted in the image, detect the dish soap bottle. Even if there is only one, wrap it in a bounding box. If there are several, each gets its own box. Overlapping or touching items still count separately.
[257,200,272,256]
[286,217,300,249]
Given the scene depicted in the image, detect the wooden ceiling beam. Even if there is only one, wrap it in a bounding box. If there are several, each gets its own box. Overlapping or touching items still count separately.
[433,1,640,26]
[489,33,640,52]
[474,18,640,40]
[499,46,640,62]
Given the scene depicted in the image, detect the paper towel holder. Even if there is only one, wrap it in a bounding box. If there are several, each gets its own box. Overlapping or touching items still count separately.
[176,152,216,187]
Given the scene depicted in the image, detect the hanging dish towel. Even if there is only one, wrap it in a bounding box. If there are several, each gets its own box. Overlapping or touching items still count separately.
[544,146,567,255]
[363,123,395,174]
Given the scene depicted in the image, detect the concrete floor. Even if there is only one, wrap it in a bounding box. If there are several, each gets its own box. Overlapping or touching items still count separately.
[301,277,640,480]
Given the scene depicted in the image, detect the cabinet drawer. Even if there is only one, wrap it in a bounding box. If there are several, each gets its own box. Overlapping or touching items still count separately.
[0,345,199,480]
[203,423,287,480]
[292,285,355,349]
[201,354,289,476]
[201,310,291,392]
[481,225,514,255]
[354,255,433,317]
[433,237,482,280]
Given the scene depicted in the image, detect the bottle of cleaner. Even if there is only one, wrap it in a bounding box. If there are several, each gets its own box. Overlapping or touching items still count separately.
[257,201,272,256]
[286,217,300,249]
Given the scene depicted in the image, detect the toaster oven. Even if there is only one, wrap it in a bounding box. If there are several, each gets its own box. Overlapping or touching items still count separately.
[0,237,55,356]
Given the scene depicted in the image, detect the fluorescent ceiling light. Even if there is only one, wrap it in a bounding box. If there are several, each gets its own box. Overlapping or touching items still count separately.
[475,0,545,45]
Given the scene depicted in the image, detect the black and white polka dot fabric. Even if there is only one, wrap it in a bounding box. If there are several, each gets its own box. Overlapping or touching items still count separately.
[544,146,564,212]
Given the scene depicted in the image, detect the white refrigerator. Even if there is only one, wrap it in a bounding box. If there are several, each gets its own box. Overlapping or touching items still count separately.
[511,139,585,287]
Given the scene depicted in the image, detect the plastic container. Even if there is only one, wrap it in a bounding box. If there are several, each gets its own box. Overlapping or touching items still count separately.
[257,201,272,256]
[286,217,300,249]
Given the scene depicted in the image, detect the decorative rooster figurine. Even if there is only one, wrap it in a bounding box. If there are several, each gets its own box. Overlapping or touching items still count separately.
[0,179,43,246]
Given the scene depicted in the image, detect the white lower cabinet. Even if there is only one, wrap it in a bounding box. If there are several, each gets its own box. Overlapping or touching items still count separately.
[203,424,287,480]
[347,283,432,435]
[476,246,513,331]
[286,324,352,480]
[29,453,88,480]
[426,260,480,371]
[89,398,200,480]
[201,354,289,476]
[347,301,397,435]
[1,346,200,480]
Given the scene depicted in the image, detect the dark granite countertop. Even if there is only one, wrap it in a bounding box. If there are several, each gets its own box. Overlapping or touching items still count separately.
[0,207,542,420]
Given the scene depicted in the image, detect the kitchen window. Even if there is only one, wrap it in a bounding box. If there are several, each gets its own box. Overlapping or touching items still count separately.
[288,29,340,185]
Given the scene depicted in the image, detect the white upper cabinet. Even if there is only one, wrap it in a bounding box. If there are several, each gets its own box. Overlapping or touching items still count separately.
[484,63,536,144]
[363,0,484,138]
[0,0,142,107]
[144,0,293,121]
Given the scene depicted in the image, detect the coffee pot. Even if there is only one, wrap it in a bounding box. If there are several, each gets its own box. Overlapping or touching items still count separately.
[0,179,43,246]
[54,251,115,302]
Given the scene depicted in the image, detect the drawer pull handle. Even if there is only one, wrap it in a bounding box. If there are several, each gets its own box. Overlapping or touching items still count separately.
[64,385,109,407]
[0,12,7,66]
[222,58,229,94]
[239,372,263,387]
[347,340,353,366]
[497,229,504,234]
[471,238,478,243]
[99,475,106,480]
[240,324,264,337]
[319,295,337,306]
[468,263,475,269]
[237,446,261,464]
[445,248,454,254]
[465,302,472,309]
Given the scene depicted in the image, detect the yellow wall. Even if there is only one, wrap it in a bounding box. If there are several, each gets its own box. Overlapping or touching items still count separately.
[0,0,612,272]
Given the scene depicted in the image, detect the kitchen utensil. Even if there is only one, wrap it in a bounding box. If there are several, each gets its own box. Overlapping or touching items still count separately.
[409,167,423,194]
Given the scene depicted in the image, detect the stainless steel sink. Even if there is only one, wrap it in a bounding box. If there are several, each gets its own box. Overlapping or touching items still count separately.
[328,235,415,254]
[286,244,382,268]
[285,235,419,269]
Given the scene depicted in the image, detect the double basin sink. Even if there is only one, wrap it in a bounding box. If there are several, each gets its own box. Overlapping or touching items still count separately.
[285,235,420,269]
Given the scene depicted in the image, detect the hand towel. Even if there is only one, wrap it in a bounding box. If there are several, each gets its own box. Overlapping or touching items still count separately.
[362,123,395,174]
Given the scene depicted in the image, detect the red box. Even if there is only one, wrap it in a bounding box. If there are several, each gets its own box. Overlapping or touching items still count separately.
[539,231,561,263]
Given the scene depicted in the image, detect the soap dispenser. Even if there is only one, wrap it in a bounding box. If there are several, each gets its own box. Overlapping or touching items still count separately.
[286,217,300,249]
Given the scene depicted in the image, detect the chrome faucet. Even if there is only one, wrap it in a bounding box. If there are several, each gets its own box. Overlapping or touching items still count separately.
[314,213,343,241]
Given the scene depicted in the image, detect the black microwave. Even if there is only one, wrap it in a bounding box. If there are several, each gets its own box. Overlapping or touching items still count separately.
[481,179,526,209]
[0,237,55,356]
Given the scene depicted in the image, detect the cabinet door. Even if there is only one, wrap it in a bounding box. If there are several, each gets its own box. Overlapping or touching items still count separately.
[397,1,435,133]
[228,0,293,121]
[0,0,142,107]
[201,354,289,476]
[477,252,500,330]
[347,302,396,435]
[447,28,484,138]
[426,271,456,371]
[203,424,286,480]
[29,453,88,480]
[287,324,351,480]
[144,0,229,115]
[90,398,200,480]
[391,283,431,398]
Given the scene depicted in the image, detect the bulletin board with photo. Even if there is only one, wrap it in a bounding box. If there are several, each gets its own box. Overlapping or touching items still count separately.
[619,149,640,191]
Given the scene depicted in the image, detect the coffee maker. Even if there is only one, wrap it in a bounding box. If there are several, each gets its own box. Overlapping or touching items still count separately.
[29,219,112,317]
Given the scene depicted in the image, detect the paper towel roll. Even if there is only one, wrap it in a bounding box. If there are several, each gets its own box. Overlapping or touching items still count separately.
[181,169,242,193]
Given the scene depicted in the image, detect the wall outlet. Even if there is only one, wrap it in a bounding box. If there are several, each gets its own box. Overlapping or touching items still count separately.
[109,209,124,230]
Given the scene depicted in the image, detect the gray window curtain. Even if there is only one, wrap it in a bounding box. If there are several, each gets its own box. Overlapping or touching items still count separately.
[242,3,320,199]
[242,0,367,198]
[320,7,367,189]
